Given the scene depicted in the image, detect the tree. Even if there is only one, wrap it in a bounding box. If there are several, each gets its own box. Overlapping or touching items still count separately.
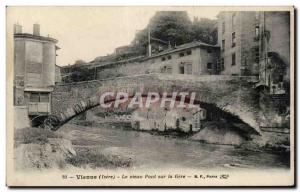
[68,65,92,82]
[132,11,193,54]
[191,17,218,44]
[131,12,217,55]
[149,11,193,46]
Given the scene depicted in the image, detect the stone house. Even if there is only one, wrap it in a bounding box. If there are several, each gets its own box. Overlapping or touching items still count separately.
[14,24,59,117]
[131,105,207,133]
[143,41,220,75]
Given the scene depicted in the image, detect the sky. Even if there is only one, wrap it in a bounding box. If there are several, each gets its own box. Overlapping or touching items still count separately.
[7,7,220,66]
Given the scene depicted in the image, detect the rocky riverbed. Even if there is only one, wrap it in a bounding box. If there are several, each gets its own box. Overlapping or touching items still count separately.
[14,121,290,171]
[14,127,132,170]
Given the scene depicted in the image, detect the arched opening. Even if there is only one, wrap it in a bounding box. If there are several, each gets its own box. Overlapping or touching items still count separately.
[40,92,260,142]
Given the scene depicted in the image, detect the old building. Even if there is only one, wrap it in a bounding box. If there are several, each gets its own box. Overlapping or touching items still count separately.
[217,11,260,76]
[216,11,291,128]
[91,55,146,80]
[131,106,206,133]
[256,12,290,128]
[258,11,290,94]
[217,11,290,127]
[144,41,220,75]
[14,24,59,117]
[60,40,220,82]
[217,11,290,79]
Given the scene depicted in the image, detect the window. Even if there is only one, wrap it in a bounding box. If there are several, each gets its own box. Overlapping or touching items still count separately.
[221,58,225,70]
[29,92,49,103]
[232,32,236,47]
[217,60,221,71]
[179,65,185,74]
[232,13,237,29]
[222,40,225,52]
[207,62,212,70]
[40,93,50,102]
[30,93,40,102]
[179,52,185,57]
[161,66,167,73]
[255,26,259,40]
[222,21,225,34]
[232,53,236,66]
[278,74,284,82]
[167,55,172,60]
[186,50,192,55]
[161,57,166,61]
[207,48,212,53]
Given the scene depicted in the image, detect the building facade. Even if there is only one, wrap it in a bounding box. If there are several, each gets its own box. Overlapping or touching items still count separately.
[217,11,291,128]
[217,11,290,79]
[258,11,290,94]
[144,41,220,75]
[217,11,260,76]
[14,24,59,116]
[256,11,290,127]
[131,106,206,133]
[59,41,220,82]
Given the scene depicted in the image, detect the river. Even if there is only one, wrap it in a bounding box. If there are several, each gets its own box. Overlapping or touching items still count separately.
[58,122,289,170]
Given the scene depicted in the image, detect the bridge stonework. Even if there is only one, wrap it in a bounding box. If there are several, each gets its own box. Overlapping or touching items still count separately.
[51,74,261,131]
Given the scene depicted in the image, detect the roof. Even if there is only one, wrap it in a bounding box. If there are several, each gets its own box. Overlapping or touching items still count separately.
[145,41,220,60]
[89,55,146,69]
[115,45,132,50]
[61,41,219,70]
[14,33,58,43]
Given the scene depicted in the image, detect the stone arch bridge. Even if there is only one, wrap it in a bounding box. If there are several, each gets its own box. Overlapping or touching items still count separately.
[47,74,260,134]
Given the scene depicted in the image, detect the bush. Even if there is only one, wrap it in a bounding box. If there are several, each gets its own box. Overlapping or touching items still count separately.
[14,127,62,145]
[66,147,132,169]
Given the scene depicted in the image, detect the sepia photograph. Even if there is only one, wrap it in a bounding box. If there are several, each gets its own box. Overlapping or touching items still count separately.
[6,6,295,187]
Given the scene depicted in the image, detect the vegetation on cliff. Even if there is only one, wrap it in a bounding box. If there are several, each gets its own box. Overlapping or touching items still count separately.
[132,11,217,55]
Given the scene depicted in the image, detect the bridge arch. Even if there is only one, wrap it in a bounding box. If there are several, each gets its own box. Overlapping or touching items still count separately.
[46,74,261,134]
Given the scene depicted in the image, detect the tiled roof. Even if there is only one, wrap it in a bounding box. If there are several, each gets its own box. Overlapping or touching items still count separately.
[147,41,219,59]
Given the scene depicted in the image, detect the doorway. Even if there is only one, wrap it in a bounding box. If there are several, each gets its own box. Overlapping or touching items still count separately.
[179,65,185,74]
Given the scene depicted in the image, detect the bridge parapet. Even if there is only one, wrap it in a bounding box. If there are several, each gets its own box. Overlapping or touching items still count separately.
[51,74,260,131]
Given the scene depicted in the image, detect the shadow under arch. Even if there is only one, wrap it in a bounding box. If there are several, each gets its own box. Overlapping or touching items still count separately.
[40,92,260,138]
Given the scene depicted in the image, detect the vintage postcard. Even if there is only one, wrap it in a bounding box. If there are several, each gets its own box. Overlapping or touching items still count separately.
[6,6,295,187]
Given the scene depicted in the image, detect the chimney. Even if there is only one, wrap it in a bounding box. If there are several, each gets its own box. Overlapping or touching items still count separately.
[13,23,22,34]
[33,23,40,36]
